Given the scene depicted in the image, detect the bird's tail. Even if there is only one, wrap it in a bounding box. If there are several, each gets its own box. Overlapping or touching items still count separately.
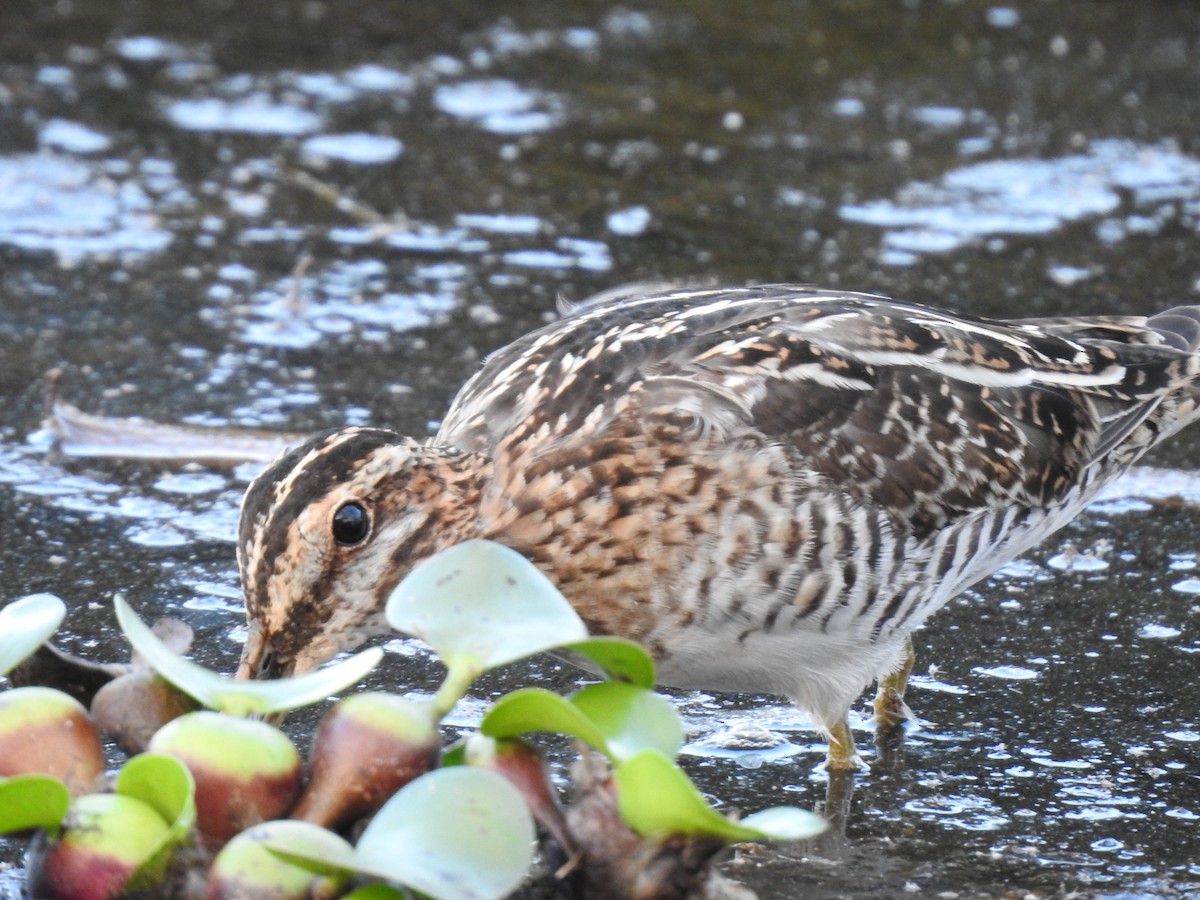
[1024,306,1200,460]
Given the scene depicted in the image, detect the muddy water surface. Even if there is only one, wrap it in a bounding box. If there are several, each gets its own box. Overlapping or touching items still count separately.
[1,1,1199,896]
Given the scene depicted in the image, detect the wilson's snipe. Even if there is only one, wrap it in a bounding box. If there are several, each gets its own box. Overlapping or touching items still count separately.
[235,285,1200,769]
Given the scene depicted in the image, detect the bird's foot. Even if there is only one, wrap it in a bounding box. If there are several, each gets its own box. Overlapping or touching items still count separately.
[824,718,866,774]
[873,634,916,729]
[872,686,915,730]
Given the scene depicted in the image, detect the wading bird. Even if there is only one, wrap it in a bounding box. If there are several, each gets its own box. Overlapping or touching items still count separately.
[235,285,1200,770]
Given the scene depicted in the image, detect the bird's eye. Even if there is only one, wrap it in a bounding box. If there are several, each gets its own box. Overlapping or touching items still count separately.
[332,502,370,546]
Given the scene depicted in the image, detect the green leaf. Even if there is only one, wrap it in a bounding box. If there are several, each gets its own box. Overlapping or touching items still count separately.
[561,636,656,688]
[614,750,825,843]
[386,540,587,679]
[0,594,67,676]
[116,753,197,842]
[569,683,683,762]
[0,774,70,833]
[340,885,411,900]
[354,767,535,900]
[481,688,611,755]
[116,754,197,889]
[114,595,382,716]
[440,740,467,767]
[482,683,682,764]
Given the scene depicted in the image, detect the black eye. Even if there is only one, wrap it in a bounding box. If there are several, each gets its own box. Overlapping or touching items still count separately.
[332,502,370,546]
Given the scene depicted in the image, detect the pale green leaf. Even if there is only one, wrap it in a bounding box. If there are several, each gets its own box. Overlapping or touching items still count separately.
[260,771,534,899]
[0,594,67,676]
[114,595,382,716]
[354,767,535,900]
[738,806,828,841]
[386,540,587,677]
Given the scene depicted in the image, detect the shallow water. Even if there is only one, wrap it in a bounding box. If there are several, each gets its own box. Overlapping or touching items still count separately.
[2,0,1200,896]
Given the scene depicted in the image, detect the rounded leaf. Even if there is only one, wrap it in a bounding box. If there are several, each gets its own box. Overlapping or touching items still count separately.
[0,594,66,676]
[481,688,610,755]
[560,637,656,688]
[355,767,535,900]
[569,683,683,762]
[114,595,382,716]
[0,774,70,833]
[385,540,587,676]
[116,753,197,842]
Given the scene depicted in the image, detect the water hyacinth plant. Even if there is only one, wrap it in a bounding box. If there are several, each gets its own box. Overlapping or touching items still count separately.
[0,540,825,898]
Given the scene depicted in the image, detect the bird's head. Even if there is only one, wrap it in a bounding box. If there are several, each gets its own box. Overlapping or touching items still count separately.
[234,427,484,681]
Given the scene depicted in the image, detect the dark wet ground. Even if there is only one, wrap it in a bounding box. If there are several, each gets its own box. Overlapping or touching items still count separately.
[2,0,1200,896]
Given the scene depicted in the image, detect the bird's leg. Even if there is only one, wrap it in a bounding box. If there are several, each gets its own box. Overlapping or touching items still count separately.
[815,720,859,853]
[873,634,915,729]
[871,635,915,772]
[824,717,865,773]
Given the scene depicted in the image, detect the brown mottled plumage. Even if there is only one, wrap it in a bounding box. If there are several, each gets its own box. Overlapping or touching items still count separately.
[235,285,1200,768]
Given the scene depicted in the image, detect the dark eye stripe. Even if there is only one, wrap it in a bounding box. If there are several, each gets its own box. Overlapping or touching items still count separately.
[240,428,400,604]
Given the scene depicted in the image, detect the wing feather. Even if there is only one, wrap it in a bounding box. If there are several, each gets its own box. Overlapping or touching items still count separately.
[437,286,1200,540]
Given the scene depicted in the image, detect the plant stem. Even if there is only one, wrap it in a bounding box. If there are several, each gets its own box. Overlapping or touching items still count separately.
[431,661,479,720]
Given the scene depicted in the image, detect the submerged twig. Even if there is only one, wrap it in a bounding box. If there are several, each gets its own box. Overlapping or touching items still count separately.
[46,400,302,464]
[287,167,400,227]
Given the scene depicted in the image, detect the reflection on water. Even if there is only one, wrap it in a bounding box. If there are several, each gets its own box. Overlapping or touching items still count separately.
[842,140,1200,266]
[0,155,181,260]
[2,0,1200,896]
[433,79,563,134]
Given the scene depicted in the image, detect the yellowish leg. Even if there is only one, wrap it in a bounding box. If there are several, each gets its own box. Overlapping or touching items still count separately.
[873,635,916,728]
[817,717,861,846]
[824,717,865,773]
